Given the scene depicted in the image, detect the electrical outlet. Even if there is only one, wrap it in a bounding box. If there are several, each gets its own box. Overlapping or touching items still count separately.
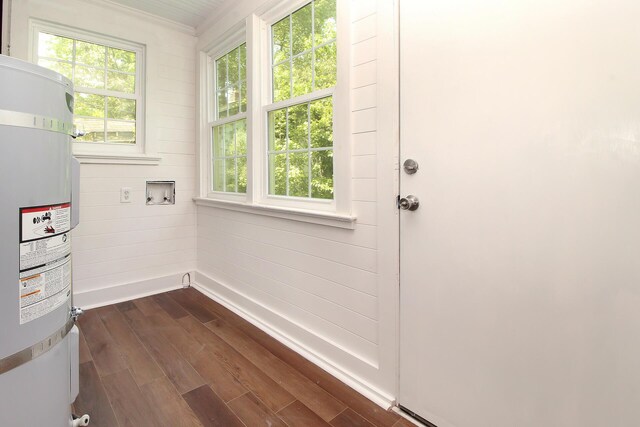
[120,187,132,203]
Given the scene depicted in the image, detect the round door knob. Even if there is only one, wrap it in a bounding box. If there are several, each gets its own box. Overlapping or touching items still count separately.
[403,159,419,174]
[399,195,420,211]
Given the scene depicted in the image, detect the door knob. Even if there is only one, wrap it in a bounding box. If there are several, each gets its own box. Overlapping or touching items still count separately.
[398,195,420,211]
[403,159,419,174]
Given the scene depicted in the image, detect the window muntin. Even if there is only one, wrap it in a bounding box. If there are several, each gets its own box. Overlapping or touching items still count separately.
[268,0,337,201]
[37,32,139,145]
[211,43,247,195]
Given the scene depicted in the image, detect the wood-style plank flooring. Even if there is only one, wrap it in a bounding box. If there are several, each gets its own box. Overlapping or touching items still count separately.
[74,288,413,427]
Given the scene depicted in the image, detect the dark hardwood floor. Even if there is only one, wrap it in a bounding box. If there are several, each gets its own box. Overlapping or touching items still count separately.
[74,288,415,427]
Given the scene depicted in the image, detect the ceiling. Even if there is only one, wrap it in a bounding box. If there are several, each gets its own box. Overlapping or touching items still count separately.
[106,0,228,28]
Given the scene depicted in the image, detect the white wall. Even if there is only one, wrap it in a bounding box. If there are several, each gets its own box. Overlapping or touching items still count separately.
[195,0,399,406]
[9,0,198,307]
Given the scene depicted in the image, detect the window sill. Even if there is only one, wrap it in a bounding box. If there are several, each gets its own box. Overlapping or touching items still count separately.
[193,197,357,229]
[73,152,162,165]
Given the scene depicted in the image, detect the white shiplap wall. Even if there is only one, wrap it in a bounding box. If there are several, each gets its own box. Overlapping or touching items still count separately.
[196,0,399,405]
[9,0,199,307]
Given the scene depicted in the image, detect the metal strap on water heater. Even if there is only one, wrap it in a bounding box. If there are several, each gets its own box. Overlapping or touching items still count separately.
[0,109,77,137]
[0,319,75,375]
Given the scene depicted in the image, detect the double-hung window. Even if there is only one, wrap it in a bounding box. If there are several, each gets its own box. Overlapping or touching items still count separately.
[267,0,337,201]
[202,0,350,224]
[210,43,248,195]
[31,21,146,158]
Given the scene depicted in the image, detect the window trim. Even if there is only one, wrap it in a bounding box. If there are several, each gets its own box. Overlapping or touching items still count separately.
[29,19,154,165]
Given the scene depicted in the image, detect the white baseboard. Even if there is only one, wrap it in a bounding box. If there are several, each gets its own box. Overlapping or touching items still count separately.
[73,272,189,309]
[193,271,396,410]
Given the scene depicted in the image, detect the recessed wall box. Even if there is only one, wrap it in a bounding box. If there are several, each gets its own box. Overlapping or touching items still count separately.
[146,181,175,205]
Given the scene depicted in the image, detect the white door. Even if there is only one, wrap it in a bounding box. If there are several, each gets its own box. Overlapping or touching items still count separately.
[399,1,640,426]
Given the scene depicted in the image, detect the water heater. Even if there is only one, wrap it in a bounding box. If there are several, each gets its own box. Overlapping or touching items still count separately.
[0,55,85,426]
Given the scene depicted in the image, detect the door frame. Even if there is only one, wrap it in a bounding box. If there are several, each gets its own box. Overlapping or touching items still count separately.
[373,0,402,407]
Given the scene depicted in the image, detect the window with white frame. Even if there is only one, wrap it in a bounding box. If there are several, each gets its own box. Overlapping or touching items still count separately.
[204,0,344,216]
[33,23,144,153]
[211,43,248,194]
[268,0,337,200]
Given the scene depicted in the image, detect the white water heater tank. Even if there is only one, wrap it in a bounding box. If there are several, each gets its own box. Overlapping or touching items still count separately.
[0,54,82,426]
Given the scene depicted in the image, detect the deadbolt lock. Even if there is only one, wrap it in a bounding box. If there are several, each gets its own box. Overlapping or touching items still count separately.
[398,195,420,211]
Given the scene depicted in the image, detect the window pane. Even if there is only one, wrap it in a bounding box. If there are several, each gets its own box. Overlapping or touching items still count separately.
[288,103,308,150]
[213,125,225,157]
[108,48,136,73]
[237,156,247,193]
[239,44,247,82]
[75,93,105,118]
[291,3,312,56]
[107,71,135,93]
[236,120,247,155]
[227,85,240,116]
[38,33,73,61]
[240,82,247,113]
[311,150,333,199]
[225,158,236,192]
[314,0,337,45]
[223,122,235,156]
[74,118,104,143]
[38,59,72,81]
[273,62,291,102]
[107,97,135,120]
[107,120,135,144]
[216,54,228,89]
[289,152,309,197]
[217,90,228,119]
[268,108,287,151]
[314,42,337,90]
[213,159,225,191]
[76,41,105,67]
[228,48,239,85]
[310,97,333,148]
[272,17,290,64]
[269,153,287,196]
[75,65,105,89]
[292,53,312,97]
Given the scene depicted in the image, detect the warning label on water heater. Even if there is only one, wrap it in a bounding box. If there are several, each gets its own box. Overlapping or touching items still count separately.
[19,203,72,324]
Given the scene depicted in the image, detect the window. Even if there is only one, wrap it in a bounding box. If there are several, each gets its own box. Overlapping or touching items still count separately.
[268,0,337,200]
[211,44,247,194]
[31,21,148,161]
[199,0,352,225]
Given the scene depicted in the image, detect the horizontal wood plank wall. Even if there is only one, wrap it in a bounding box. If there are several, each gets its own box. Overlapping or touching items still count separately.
[196,0,397,403]
[9,0,199,303]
